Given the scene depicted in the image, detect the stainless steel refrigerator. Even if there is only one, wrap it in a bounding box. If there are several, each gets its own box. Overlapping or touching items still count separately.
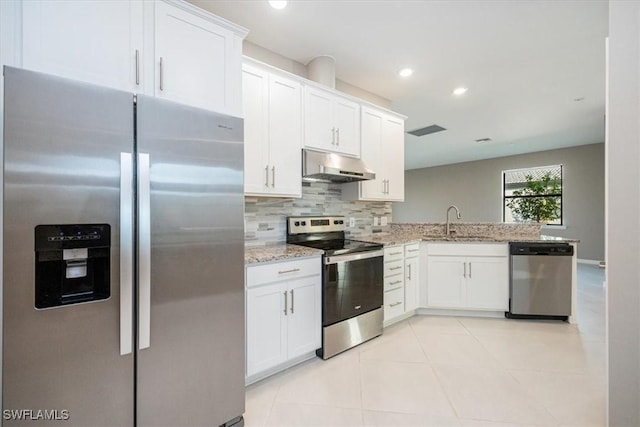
[2,66,245,426]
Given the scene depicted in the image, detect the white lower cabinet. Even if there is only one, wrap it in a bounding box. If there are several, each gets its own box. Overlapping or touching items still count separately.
[383,243,421,324]
[426,244,509,311]
[245,257,321,380]
[404,243,421,312]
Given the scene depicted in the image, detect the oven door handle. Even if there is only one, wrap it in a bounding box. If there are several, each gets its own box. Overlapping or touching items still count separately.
[325,249,384,265]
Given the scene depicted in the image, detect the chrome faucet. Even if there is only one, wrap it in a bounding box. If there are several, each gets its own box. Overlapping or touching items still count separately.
[446,205,461,236]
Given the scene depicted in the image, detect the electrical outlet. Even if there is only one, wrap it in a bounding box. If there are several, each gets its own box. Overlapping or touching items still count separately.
[373,217,379,226]
[349,217,355,227]
[380,216,388,226]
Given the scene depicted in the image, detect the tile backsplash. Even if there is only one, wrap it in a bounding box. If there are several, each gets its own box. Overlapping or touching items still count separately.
[245,181,392,246]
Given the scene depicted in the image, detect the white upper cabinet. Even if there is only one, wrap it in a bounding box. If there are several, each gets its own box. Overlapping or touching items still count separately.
[243,62,302,197]
[22,1,144,92]
[343,105,406,202]
[154,1,245,116]
[21,1,247,116]
[304,86,360,157]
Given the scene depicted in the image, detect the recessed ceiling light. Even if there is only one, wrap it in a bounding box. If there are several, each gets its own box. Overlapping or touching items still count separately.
[398,68,414,78]
[453,87,468,96]
[268,1,287,9]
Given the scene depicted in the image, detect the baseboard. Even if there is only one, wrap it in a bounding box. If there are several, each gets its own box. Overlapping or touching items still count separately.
[383,310,415,328]
[245,350,318,386]
[415,307,505,319]
[578,258,602,265]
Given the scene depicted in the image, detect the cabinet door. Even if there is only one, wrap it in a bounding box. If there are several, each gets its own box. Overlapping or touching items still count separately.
[304,87,335,151]
[268,74,302,197]
[427,256,465,308]
[286,277,321,360]
[333,96,360,157]
[23,0,143,92]
[405,256,419,312]
[246,283,287,377]
[359,107,386,199]
[155,1,241,114]
[466,257,509,310]
[384,287,405,321]
[242,65,270,195]
[383,116,405,201]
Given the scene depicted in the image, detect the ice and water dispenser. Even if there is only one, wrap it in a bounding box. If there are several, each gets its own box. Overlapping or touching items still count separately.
[34,224,111,309]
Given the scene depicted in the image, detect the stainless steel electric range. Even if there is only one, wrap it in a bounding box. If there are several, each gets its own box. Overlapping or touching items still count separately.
[286,216,384,359]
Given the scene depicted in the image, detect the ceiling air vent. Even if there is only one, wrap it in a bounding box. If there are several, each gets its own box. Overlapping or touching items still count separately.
[407,124,446,137]
[475,138,492,143]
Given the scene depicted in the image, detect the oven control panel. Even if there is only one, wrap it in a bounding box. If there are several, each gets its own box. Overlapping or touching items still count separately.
[287,216,346,234]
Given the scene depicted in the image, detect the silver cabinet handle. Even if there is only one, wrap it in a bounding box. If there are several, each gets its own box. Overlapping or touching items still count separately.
[283,291,288,316]
[408,249,420,253]
[389,280,403,285]
[290,289,294,314]
[382,179,386,194]
[463,262,466,278]
[135,49,140,85]
[278,268,300,275]
[390,266,402,270]
[408,264,412,280]
[265,165,269,187]
[138,153,151,350]
[331,127,336,145]
[336,127,340,146]
[272,166,275,188]
[390,301,402,307]
[159,57,164,91]
[468,262,472,279]
[390,251,403,255]
[120,153,134,356]
[386,179,390,195]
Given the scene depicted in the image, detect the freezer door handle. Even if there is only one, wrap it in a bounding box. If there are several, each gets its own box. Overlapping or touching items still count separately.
[120,153,134,356]
[138,153,151,350]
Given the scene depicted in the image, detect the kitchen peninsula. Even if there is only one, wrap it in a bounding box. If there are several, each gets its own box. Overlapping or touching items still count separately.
[244,220,579,382]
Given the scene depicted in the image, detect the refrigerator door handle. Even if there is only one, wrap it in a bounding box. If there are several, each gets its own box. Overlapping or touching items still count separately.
[138,153,152,350]
[120,153,134,356]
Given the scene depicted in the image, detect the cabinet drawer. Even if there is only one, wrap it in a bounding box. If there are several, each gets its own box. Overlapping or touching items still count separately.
[427,243,508,257]
[384,275,404,291]
[384,287,405,320]
[384,245,404,261]
[246,257,321,288]
[404,243,420,257]
[384,259,404,277]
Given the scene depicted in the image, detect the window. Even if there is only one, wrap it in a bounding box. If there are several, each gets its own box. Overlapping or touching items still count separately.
[503,165,563,225]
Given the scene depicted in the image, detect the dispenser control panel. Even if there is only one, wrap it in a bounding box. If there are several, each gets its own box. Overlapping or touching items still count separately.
[34,224,111,309]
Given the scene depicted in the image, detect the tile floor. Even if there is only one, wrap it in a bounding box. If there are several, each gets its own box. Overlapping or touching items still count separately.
[244,264,606,427]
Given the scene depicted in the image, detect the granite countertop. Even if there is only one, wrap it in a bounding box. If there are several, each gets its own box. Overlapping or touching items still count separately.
[245,243,323,264]
[355,232,579,246]
[245,224,579,264]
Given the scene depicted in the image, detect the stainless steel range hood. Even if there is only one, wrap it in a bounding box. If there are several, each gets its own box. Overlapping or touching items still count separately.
[302,149,375,183]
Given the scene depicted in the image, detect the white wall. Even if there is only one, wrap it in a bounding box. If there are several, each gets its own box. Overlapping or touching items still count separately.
[607,1,640,425]
[242,40,393,109]
[394,143,605,261]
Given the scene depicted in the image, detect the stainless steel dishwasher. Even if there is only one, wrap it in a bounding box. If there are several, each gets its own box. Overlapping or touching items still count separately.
[507,242,574,320]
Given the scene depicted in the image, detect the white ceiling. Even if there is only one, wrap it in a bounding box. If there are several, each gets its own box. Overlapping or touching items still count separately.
[191,0,608,170]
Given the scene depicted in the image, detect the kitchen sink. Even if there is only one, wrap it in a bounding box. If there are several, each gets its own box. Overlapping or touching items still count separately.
[422,234,496,241]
